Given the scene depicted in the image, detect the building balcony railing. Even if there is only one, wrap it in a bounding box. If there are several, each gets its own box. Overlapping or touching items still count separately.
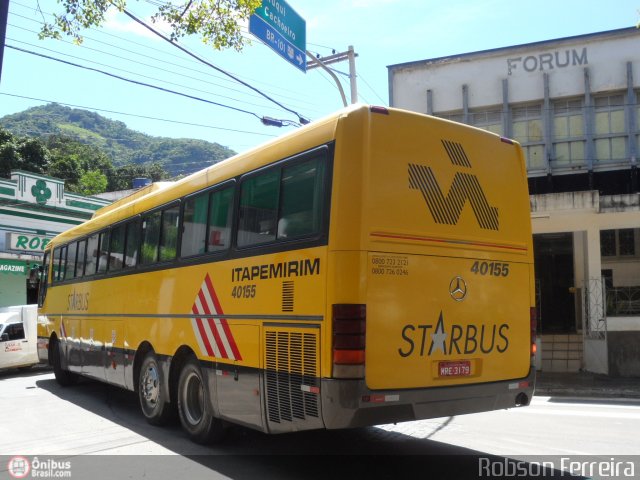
[606,286,640,316]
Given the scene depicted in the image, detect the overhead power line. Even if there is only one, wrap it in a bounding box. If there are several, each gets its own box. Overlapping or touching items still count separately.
[6,44,283,123]
[121,8,310,126]
[0,92,276,137]
[11,0,320,108]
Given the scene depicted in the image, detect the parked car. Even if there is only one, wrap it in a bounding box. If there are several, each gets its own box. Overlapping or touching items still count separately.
[0,305,39,371]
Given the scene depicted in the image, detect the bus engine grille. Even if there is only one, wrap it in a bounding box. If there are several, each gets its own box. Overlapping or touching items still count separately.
[264,328,321,429]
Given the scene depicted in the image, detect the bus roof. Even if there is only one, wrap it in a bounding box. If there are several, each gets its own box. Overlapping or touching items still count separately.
[91,182,175,219]
[47,104,366,248]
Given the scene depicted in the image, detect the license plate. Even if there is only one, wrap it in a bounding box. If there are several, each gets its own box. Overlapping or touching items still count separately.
[438,361,471,377]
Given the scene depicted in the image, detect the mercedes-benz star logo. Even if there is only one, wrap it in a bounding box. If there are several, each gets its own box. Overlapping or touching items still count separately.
[449,276,467,301]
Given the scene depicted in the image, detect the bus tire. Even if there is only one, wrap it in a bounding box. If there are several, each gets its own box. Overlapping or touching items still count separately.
[178,357,225,444]
[52,339,78,387]
[138,352,174,426]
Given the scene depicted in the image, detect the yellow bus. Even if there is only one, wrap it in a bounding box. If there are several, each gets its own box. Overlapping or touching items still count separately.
[38,104,536,443]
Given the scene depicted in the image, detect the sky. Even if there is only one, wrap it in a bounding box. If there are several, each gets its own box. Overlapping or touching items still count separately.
[0,0,639,174]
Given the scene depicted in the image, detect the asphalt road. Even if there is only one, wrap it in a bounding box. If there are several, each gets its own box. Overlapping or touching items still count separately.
[1,366,638,479]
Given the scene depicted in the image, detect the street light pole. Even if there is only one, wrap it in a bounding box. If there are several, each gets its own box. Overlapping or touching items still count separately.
[347,45,357,105]
[307,45,359,106]
[0,0,9,85]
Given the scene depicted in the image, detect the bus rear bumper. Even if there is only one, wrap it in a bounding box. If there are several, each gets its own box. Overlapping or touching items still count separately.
[320,367,536,429]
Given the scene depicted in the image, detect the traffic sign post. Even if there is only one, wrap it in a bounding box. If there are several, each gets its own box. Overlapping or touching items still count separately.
[249,0,306,73]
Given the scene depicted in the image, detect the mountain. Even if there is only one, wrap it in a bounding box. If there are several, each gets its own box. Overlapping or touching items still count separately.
[0,103,236,176]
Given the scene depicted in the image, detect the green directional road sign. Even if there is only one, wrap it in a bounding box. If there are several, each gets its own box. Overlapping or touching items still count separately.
[250,0,306,72]
[254,0,305,52]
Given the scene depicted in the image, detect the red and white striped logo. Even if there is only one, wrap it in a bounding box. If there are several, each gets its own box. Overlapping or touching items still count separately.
[59,320,67,339]
[191,274,242,361]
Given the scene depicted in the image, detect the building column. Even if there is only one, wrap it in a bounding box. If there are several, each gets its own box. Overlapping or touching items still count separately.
[581,225,609,374]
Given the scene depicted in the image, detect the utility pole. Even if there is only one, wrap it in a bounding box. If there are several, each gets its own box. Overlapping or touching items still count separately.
[0,0,9,85]
[306,45,359,107]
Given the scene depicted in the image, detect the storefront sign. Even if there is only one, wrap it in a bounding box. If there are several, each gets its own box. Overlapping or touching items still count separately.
[8,233,52,252]
[0,259,29,275]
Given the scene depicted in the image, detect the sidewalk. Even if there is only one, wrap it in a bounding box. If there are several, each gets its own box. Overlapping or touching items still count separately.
[535,370,640,399]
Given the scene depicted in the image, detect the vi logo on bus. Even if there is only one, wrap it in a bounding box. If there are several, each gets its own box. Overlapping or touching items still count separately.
[408,139,499,231]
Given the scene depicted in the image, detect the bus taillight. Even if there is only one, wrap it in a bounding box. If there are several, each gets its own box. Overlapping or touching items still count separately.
[332,304,366,379]
[530,307,538,357]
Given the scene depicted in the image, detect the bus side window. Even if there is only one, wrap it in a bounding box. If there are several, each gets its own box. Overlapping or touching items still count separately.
[75,240,87,278]
[52,247,62,282]
[85,233,99,276]
[160,205,180,262]
[38,250,50,307]
[207,187,233,252]
[124,219,139,268]
[109,224,126,271]
[278,157,325,239]
[65,242,78,280]
[141,211,161,264]
[181,193,208,257]
[238,169,279,247]
[58,246,67,281]
[97,230,110,275]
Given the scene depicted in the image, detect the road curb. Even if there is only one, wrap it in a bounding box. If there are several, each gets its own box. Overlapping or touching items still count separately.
[534,387,640,399]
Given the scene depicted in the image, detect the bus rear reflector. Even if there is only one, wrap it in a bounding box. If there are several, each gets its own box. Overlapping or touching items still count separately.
[530,307,538,357]
[332,304,366,379]
[370,106,389,115]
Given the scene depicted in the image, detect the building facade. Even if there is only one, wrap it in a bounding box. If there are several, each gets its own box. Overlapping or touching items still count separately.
[0,170,110,307]
[388,27,640,376]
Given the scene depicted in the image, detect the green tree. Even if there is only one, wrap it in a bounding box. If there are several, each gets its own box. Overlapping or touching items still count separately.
[47,156,83,191]
[110,162,169,191]
[46,135,116,189]
[78,170,109,195]
[0,129,49,178]
[40,0,261,51]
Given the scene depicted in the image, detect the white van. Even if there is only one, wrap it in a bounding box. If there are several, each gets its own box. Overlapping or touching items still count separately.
[0,305,39,371]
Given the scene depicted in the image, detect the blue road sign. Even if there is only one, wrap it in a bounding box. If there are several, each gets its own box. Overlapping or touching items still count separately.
[249,1,306,73]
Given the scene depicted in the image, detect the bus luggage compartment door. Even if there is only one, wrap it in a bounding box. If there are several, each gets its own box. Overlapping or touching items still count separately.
[365,253,532,391]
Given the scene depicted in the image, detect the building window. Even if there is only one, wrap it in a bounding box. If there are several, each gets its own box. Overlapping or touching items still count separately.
[512,104,545,170]
[469,108,502,135]
[601,228,637,257]
[619,229,636,256]
[594,94,626,165]
[601,230,616,256]
[552,98,585,168]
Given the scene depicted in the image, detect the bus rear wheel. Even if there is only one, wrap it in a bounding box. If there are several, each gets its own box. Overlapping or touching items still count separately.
[178,357,225,444]
[52,338,78,387]
[138,352,174,425]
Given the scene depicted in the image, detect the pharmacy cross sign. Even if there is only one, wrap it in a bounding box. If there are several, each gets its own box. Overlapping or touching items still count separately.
[31,179,52,205]
[249,0,307,73]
